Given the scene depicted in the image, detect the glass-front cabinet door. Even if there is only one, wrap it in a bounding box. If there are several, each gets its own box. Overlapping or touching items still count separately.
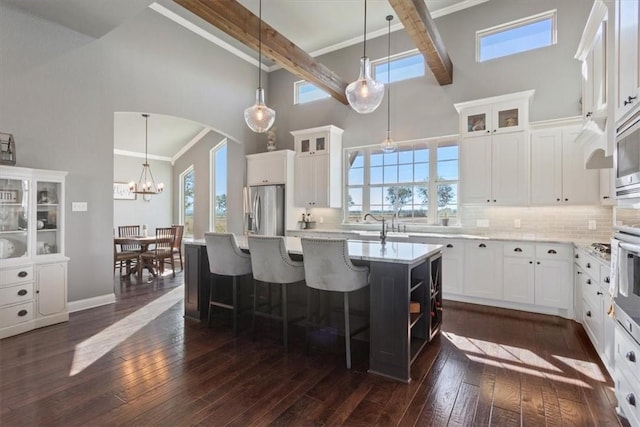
[0,177,29,259]
[36,181,61,256]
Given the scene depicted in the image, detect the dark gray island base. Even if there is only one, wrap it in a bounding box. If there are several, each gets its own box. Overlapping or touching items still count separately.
[184,237,443,383]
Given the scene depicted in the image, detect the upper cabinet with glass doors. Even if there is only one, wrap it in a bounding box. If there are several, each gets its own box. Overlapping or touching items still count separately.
[291,125,343,156]
[0,166,66,264]
[455,90,534,138]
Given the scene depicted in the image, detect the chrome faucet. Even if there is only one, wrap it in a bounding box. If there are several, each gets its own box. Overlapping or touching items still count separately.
[363,213,386,244]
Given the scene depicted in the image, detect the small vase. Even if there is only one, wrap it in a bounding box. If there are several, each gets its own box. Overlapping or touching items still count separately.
[441,218,449,226]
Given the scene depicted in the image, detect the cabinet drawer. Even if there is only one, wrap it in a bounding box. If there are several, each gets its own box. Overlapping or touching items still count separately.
[616,369,640,427]
[616,325,640,386]
[0,282,34,306]
[0,301,34,327]
[575,251,600,276]
[503,243,534,257]
[0,266,34,286]
[535,244,572,260]
[582,297,602,351]
[581,270,603,308]
[600,265,611,289]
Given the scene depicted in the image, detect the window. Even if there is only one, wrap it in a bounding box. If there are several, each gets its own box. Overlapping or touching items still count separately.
[477,10,557,62]
[210,140,227,232]
[345,138,459,226]
[294,81,330,104]
[373,51,424,83]
[180,166,194,237]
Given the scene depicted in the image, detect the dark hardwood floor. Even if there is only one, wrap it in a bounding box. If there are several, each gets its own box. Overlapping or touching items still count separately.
[0,272,630,426]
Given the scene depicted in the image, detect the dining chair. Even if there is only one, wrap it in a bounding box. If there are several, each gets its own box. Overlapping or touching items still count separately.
[118,225,141,252]
[248,235,305,352]
[300,237,370,369]
[140,227,176,278]
[113,240,138,277]
[171,224,184,271]
[204,232,252,336]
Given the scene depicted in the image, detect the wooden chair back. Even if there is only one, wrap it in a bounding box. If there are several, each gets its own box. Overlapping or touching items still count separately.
[171,224,184,250]
[154,227,175,255]
[118,225,141,252]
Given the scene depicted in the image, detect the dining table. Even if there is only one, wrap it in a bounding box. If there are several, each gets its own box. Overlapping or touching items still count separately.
[114,235,171,281]
[183,235,444,383]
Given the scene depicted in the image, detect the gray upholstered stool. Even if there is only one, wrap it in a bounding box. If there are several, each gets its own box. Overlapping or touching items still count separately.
[300,237,369,369]
[204,232,252,337]
[248,235,305,352]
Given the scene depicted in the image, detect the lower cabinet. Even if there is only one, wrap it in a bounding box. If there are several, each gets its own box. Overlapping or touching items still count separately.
[441,240,465,296]
[0,260,68,339]
[615,324,640,427]
[464,241,503,299]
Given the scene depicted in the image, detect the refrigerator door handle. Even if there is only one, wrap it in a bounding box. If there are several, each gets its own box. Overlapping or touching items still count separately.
[253,193,261,234]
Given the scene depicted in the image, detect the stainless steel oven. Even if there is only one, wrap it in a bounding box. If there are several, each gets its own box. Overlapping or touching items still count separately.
[615,110,640,199]
[613,229,640,345]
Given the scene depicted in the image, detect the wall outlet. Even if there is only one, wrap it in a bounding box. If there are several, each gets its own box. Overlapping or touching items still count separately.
[514,219,521,228]
[319,216,324,224]
[477,219,490,228]
[72,202,88,212]
[588,220,597,230]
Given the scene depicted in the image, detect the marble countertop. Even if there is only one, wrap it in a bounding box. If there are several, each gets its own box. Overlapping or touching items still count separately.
[186,236,442,265]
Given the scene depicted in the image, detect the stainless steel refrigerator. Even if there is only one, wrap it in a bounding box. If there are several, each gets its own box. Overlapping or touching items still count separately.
[246,185,285,236]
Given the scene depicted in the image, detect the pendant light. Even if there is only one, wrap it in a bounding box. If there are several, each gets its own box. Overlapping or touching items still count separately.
[380,15,397,154]
[129,114,164,196]
[345,0,385,114]
[244,0,275,133]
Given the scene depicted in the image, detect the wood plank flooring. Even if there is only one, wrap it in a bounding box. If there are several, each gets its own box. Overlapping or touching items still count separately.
[0,272,630,426]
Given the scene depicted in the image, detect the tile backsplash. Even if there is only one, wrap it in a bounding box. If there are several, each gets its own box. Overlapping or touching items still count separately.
[305,205,614,243]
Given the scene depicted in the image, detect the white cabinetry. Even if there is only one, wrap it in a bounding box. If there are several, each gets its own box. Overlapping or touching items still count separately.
[461,132,528,205]
[615,0,640,121]
[0,166,68,339]
[464,241,503,299]
[291,125,343,208]
[600,168,615,205]
[530,125,600,205]
[502,242,573,310]
[246,150,290,186]
[441,240,465,296]
[456,91,532,205]
[615,324,640,427]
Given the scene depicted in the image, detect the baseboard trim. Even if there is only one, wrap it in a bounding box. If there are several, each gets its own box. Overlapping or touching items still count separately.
[68,293,116,313]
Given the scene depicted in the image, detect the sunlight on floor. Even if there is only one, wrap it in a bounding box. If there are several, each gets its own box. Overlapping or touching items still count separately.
[69,285,184,376]
[444,331,593,389]
[552,354,607,383]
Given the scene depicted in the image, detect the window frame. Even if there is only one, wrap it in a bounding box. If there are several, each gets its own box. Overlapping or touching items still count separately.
[179,165,195,238]
[294,80,330,105]
[343,136,460,226]
[209,139,228,232]
[371,49,425,83]
[476,9,557,63]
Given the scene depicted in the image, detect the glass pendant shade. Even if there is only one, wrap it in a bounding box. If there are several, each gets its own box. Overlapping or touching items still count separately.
[244,88,275,133]
[381,133,397,153]
[346,57,385,114]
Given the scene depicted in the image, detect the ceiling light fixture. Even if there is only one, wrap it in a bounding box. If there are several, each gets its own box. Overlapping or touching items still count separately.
[345,0,385,114]
[129,114,164,196]
[244,0,275,133]
[380,15,397,154]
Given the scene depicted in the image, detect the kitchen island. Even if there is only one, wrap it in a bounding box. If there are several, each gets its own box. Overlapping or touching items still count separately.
[184,236,443,383]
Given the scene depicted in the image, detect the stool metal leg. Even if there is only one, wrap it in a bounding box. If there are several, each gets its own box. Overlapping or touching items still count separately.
[282,283,288,352]
[344,292,351,369]
[232,276,238,337]
[251,280,259,340]
[305,287,312,355]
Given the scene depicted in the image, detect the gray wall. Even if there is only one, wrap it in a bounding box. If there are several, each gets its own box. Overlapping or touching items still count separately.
[113,154,172,233]
[172,131,246,239]
[267,0,589,150]
[0,3,260,303]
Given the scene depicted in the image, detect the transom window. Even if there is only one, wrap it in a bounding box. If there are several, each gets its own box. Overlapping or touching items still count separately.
[373,51,425,83]
[294,81,330,104]
[345,138,459,226]
[477,10,557,62]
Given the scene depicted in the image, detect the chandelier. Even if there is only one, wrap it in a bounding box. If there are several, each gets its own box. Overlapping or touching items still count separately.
[129,114,164,195]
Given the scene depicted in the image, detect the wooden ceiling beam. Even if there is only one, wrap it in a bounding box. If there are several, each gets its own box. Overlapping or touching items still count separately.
[173,0,348,104]
[389,0,453,85]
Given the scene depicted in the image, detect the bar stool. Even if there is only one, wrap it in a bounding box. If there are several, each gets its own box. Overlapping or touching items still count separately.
[300,237,369,369]
[204,232,252,336]
[248,235,305,352]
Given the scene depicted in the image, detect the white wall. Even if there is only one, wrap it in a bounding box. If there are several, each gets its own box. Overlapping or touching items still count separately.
[0,3,260,303]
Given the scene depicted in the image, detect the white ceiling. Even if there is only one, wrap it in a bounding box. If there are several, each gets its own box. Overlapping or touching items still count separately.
[3,0,481,158]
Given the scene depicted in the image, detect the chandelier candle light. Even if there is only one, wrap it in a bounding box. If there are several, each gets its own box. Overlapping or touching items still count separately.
[345,0,385,114]
[380,15,397,154]
[129,114,164,196]
[244,0,275,133]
